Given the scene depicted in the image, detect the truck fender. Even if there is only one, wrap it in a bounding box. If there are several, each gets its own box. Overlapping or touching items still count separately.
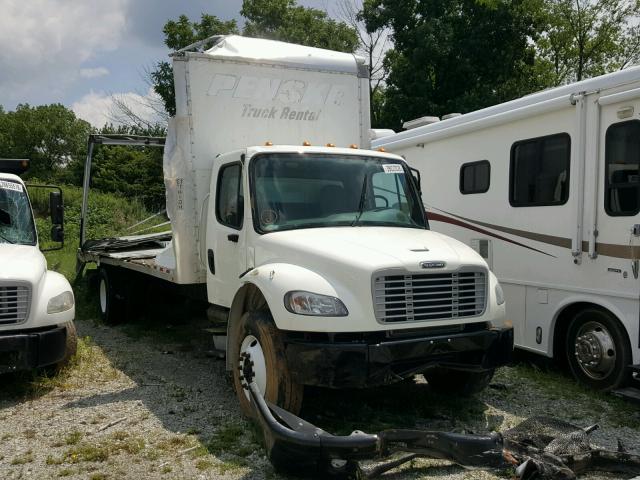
[225,263,342,369]
[32,270,75,328]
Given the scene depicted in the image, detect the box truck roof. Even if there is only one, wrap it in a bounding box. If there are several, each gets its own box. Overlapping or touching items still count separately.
[175,35,366,75]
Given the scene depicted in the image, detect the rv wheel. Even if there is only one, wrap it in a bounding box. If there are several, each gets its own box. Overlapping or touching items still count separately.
[566,308,631,390]
[98,267,125,324]
[229,311,303,417]
[425,368,494,396]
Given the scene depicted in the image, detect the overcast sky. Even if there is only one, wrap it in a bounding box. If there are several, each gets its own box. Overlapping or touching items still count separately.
[0,0,340,126]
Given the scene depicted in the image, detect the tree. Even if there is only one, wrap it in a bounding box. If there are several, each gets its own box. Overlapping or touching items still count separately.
[535,0,640,85]
[0,104,91,180]
[241,0,359,52]
[336,0,390,126]
[151,14,239,115]
[361,0,544,130]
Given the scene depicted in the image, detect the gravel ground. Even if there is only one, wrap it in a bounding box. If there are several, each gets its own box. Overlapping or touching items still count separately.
[1,314,639,480]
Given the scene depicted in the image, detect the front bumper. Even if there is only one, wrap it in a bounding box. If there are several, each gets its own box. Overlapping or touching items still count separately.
[0,326,67,374]
[285,325,514,388]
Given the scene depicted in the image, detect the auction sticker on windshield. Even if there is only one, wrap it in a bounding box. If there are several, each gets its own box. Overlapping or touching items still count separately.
[382,164,403,174]
[0,180,23,192]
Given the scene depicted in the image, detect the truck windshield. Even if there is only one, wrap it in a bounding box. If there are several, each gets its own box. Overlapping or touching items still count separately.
[0,179,36,245]
[250,153,427,233]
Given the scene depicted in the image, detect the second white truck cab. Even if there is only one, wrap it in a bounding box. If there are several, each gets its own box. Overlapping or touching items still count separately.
[0,160,76,374]
[77,36,512,414]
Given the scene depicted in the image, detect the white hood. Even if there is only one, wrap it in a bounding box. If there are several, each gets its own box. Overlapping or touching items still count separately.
[255,226,485,276]
[0,244,46,285]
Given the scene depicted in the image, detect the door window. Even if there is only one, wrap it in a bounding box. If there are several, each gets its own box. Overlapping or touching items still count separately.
[460,160,490,194]
[509,133,570,207]
[605,120,640,216]
[372,170,410,214]
[216,163,244,229]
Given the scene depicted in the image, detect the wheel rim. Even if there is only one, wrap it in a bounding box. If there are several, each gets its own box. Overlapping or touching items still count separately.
[239,335,267,401]
[574,320,616,380]
[99,278,107,314]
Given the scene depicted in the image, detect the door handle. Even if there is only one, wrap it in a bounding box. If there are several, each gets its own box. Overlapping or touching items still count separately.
[207,249,215,274]
[227,233,239,243]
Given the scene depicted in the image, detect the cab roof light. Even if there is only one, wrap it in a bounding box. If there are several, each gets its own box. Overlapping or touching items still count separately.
[264,141,273,146]
[377,147,386,152]
[302,141,311,146]
[326,143,335,147]
[349,144,358,149]
[0,158,30,175]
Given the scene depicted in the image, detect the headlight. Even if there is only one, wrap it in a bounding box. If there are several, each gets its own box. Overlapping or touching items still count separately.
[495,283,505,306]
[284,291,348,316]
[47,291,74,314]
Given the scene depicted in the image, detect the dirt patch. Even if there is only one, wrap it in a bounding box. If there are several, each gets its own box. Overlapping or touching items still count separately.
[1,315,639,480]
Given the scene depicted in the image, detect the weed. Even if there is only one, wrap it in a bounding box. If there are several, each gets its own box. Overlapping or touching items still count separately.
[65,430,83,446]
[10,450,34,465]
[195,459,213,470]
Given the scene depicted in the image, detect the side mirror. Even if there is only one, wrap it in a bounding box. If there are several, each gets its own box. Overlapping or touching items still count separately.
[51,224,64,242]
[409,167,422,194]
[50,191,64,225]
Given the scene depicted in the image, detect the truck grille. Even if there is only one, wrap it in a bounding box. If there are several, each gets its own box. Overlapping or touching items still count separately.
[373,270,487,323]
[0,285,30,325]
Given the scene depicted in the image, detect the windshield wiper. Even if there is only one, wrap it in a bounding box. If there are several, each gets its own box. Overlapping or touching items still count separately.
[351,173,368,227]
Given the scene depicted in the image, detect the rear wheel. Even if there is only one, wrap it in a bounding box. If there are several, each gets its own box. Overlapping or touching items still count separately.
[566,308,631,390]
[425,368,494,396]
[98,267,124,324]
[229,311,304,417]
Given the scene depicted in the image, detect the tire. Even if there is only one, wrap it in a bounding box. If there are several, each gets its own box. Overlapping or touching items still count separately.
[566,308,631,390]
[98,267,124,324]
[229,311,304,417]
[54,321,78,372]
[425,368,494,396]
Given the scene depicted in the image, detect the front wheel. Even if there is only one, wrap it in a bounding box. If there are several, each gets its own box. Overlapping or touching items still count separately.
[425,368,494,396]
[566,308,631,390]
[229,311,304,417]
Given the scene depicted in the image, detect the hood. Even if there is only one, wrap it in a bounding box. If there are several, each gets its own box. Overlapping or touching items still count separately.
[255,227,485,275]
[0,244,46,284]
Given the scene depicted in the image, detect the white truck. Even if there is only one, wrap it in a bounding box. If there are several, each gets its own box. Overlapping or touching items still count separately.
[0,159,76,374]
[77,36,512,415]
[373,66,640,393]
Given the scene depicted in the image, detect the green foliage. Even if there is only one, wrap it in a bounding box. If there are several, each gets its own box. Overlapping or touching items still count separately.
[152,14,239,115]
[362,0,543,129]
[0,104,91,181]
[241,0,359,52]
[535,0,640,85]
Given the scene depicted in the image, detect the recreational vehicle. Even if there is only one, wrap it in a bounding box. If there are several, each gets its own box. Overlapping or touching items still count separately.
[373,67,640,391]
[77,36,512,415]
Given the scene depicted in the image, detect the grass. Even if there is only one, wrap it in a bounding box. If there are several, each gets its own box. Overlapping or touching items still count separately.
[59,431,145,465]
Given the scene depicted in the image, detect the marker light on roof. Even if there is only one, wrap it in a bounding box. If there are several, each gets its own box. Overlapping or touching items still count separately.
[377,147,386,152]
[349,144,358,149]
[303,141,311,146]
[265,141,273,146]
[326,143,335,147]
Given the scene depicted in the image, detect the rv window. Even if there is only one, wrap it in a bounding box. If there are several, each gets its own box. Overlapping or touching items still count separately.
[605,120,640,217]
[460,160,490,194]
[216,163,244,229]
[509,133,570,207]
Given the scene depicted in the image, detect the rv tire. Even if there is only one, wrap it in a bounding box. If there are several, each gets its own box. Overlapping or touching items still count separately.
[566,308,631,390]
[425,368,494,396]
[230,311,304,417]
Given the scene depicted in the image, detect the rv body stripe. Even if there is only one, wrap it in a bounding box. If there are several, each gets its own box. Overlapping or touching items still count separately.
[426,211,556,257]
[428,208,640,260]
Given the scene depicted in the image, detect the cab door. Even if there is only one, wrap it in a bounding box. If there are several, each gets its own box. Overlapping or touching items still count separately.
[206,157,246,307]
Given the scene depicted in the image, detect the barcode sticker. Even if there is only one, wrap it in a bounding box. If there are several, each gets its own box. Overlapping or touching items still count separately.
[382,164,403,174]
[0,180,23,192]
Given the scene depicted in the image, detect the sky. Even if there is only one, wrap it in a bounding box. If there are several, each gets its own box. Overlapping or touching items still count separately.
[0,0,341,127]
